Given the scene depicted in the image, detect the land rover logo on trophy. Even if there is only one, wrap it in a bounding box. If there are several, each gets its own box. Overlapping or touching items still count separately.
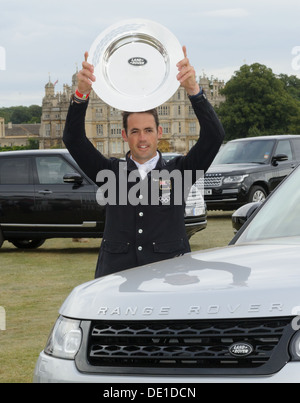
[229,342,254,357]
[128,57,148,66]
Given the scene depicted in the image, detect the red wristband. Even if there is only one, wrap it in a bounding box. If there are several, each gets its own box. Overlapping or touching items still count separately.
[75,89,90,100]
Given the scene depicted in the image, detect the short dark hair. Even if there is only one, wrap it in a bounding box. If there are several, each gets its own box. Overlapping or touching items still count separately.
[122,109,160,134]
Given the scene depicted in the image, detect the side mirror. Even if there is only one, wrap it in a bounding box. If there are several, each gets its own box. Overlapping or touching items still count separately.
[63,173,84,185]
[272,154,288,166]
[232,202,261,233]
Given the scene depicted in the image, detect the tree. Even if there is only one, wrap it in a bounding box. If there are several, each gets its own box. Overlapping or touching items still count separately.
[217,63,300,140]
[27,138,39,149]
[279,74,300,102]
[0,105,42,124]
[10,106,31,124]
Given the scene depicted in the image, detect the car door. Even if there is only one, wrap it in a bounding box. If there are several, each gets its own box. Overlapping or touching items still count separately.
[64,154,106,235]
[33,154,92,234]
[273,140,295,187]
[0,156,35,232]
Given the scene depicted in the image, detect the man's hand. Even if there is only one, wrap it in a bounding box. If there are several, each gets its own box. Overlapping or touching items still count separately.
[77,51,96,95]
[176,46,200,96]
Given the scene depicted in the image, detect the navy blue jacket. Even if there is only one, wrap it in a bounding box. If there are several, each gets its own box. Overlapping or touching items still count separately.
[63,93,225,278]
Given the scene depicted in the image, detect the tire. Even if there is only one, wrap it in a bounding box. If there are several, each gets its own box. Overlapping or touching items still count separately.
[248,186,267,203]
[0,228,4,248]
[11,239,46,249]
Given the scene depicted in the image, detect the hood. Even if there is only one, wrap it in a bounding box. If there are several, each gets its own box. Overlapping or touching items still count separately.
[207,163,265,175]
[60,243,300,320]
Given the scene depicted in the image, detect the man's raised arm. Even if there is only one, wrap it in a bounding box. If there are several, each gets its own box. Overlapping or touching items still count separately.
[176,46,225,174]
[63,52,112,183]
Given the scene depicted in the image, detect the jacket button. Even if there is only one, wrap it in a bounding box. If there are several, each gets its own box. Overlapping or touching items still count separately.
[138,229,143,234]
[138,246,143,251]
[139,212,144,217]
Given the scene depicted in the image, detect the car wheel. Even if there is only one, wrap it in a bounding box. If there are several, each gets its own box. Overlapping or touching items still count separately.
[11,239,46,249]
[0,228,4,248]
[248,186,267,203]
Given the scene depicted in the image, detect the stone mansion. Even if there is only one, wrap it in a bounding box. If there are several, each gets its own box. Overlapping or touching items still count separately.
[0,71,225,155]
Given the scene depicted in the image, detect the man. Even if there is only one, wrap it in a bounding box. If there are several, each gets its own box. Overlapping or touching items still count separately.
[63,47,225,278]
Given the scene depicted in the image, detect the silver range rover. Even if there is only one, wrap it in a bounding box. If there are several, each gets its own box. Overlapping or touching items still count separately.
[34,165,300,383]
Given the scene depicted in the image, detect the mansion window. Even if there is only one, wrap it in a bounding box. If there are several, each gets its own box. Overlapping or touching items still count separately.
[179,122,182,134]
[96,142,104,154]
[189,122,197,134]
[189,106,196,116]
[45,124,51,137]
[111,140,122,154]
[110,124,122,137]
[56,124,61,136]
[110,108,121,116]
[158,106,170,116]
[96,124,104,136]
[161,123,171,134]
[96,108,104,119]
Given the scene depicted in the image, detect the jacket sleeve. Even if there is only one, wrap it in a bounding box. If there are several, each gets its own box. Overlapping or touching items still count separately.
[63,100,113,184]
[182,94,225,175]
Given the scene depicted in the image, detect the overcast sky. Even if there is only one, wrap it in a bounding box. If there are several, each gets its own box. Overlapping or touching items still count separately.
[1,0,300,107]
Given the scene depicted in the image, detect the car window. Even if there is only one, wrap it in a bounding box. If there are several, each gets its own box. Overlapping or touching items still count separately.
[275,140,293,160]
[35,156,76,185]
[0,158,31,185]
[236,167,300,244]
[292,138,300,160]
[213,140,275,164]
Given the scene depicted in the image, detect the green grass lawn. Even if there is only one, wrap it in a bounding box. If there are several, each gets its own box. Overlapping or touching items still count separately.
[0,212,234,383]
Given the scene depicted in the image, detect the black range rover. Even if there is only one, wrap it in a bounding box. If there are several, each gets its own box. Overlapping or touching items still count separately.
[0,150,206,249]
[204,135,300,210]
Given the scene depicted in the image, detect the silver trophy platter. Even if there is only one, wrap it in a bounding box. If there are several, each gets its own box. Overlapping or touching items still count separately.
[88,19,184,112]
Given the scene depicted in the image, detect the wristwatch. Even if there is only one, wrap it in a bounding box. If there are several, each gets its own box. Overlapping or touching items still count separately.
[70,93,90,106]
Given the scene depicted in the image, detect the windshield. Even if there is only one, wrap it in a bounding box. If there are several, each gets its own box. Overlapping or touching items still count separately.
[213,139,275,165]
[236,167,300,244]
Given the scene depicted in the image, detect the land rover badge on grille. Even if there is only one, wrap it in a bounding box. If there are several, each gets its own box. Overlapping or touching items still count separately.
[229,342,254,358]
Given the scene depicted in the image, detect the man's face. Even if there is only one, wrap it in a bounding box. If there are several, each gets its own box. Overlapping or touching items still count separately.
[122,112,163,164]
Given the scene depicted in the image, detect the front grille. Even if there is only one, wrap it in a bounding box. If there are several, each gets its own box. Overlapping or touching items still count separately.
[76,317,294,376]
[197,175,223,188]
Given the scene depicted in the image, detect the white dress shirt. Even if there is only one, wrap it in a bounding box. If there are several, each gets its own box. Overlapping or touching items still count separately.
[131,152,160,180]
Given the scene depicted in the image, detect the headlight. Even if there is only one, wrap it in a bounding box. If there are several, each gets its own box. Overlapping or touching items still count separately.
[223,175,248,184]
[290,331,300,361]
[44,316,82,360]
